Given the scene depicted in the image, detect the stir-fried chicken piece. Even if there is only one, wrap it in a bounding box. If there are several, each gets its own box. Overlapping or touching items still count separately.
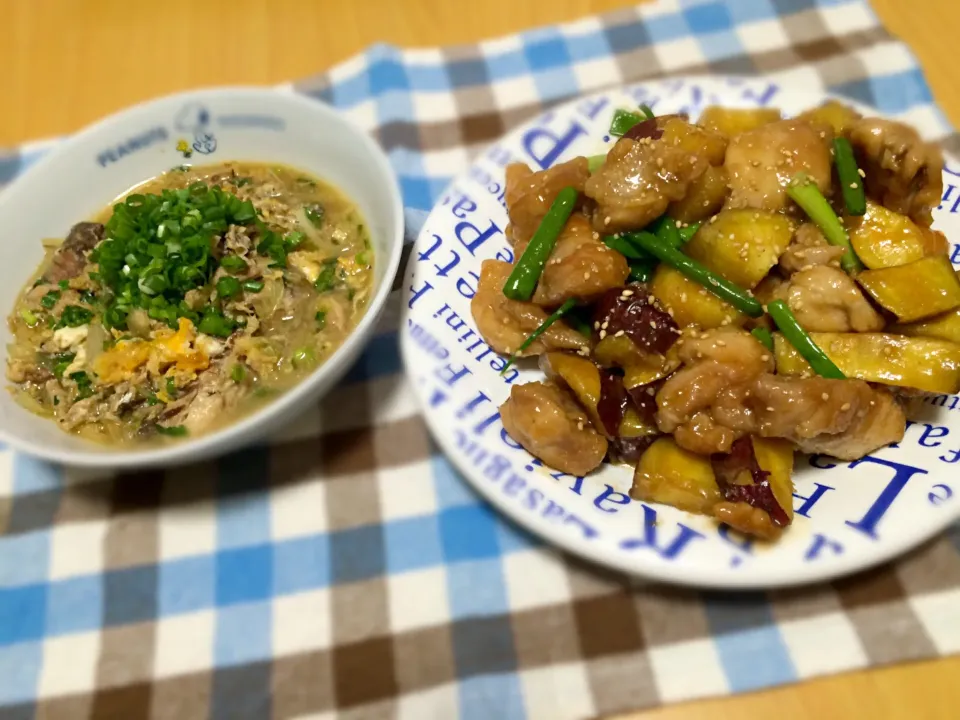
[499,381,608,476]
[505,158,590,246]
[746,376,905,460]
[779,223,845,274]
[772,265,885,333]
[471,260,588,357]
[585,135,706,234]
[656,328,774,455]
[848,117,943,227]
[725,120,832,213]
[530,214,630,307]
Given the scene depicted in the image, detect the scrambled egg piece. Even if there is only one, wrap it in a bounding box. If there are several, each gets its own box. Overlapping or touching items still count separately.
[93,318,209,385]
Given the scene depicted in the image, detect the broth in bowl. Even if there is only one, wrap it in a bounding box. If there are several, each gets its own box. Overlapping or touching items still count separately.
[6,162,373,444]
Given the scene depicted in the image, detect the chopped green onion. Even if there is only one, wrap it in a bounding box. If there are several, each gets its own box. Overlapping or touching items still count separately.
[315,310,327,329]
[609,108,642,137]
[787,173,864,274]
[292,346,316,369]
[51,353,75,379]
[639,104,655,120]
[500,298,577,375]
[624,231,764,317]
[832,138,866,216]
[216,276,242,299]
[57,305,93,328]
[19,308,39,327]
[166,376,177,397]
[314,259,339,293]
[41,291,60,309]
[603,234,652,261]
[629,260,657,284]
[650,216,682,249]
[305,205,325,227]
[587,154,607,173]
[69,371,93,399]
[157,425,188,437]
[242,280,264,293]
[750,327,774,352]
[503,187,579,301]
[284,231,305,250]
[230,364,246,383]
[678,222,701,243]
[197,310,235,338]
[768,300,846,379]
[356,251,369,266]
[220,255,248,273]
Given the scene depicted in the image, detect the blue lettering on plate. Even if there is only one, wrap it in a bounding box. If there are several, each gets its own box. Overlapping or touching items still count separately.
[619,505,705,560]
[845,455,927,539]
[217,114,285,131]
[940,184,960,214]
[406,318,449,361]
[793,482,834,518]
[521,118,587,170]
[928,484,953,505]
[924,394,960,412]
[805,533,843,561]
[96,126,169,167]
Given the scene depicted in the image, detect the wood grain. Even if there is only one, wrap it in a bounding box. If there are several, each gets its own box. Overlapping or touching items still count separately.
[1,0,958,718]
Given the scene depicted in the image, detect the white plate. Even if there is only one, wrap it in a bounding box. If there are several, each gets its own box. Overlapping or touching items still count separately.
[400,76,960,589]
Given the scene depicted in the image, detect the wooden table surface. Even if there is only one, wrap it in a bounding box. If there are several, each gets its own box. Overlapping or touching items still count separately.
[1,1,958,718]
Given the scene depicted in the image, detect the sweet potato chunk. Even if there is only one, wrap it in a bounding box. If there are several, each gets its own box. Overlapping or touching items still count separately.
[857,255,960,323]
[698,106,782,138]
[667,165,730,223]
[773,331,960,394]
[847,201,947,269]
[683,209,795,289]
[650,265,747,329]
[631,437,721,514]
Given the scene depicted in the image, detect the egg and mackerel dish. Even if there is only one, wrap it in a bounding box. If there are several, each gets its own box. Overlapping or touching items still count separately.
[470,101,960,541]
[6,163,373,444]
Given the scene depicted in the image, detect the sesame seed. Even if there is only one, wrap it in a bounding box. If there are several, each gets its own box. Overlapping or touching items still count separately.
[858,168,866,178]
[577,420,584,430]
[821,393,830,400]
[761,354,770,362]
[622,289,635,297]
[675,220,682,228]
[841,403,851,411]
[849,182,858,189]
[766,406,775,412]
[649,321,657,329]
[870,400,875,406]
[584,271,591,280]
[604,216,611,225]
[615,329,625,337]
[594,321,600,330]
[599,330,607,339]
[647,294,656,304]
[592,232,600,240]
[680,293,688,302]
[601,321,609,330]
[716,340,727,347]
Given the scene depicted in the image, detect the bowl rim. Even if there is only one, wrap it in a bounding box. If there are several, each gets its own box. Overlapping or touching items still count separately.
[0,85,405,468]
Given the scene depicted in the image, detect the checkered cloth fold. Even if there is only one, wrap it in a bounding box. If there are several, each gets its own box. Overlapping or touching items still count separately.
[1,1,958,718]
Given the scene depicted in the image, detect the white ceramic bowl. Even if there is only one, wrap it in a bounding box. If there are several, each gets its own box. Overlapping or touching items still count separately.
[0,87,404,468]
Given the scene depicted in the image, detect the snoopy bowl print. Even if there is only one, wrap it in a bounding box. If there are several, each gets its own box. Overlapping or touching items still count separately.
[400,75,960,589]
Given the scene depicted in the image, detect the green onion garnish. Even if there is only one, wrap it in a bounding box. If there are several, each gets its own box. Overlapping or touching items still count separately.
[751,327,775,351]
[832,138,867,216]
[500,298,577,375]
[623,232,763,317]
[787,173,863,274]
[768,300,846,379]
[503,187,578,301]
